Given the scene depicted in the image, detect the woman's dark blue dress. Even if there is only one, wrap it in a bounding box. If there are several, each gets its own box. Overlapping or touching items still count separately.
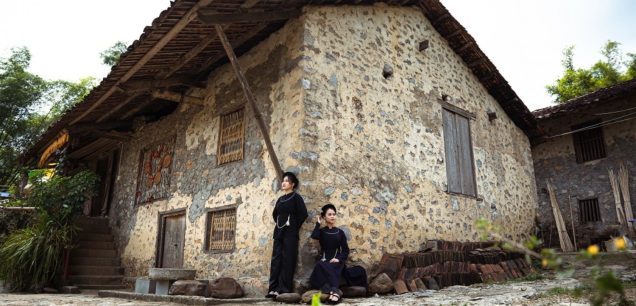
[309,222,350,293]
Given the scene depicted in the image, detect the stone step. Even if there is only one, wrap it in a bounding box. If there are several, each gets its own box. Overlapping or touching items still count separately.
[76,225,111,234]
[70,265,124,275]
[77,233,114,242]
[78,240,115,250]
[76,284,128,290]
[72,248,117,258]
[74,216,109,226]
[70,256,120,266]
[69,275,123,286]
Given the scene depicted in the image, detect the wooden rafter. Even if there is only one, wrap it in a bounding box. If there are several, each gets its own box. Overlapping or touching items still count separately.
[96,93,143,123]
[152,89,205,106]
[197,9,300,25]
[69,0,214,125]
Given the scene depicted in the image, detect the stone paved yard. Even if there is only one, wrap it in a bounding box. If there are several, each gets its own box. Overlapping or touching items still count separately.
[0,278,605,306]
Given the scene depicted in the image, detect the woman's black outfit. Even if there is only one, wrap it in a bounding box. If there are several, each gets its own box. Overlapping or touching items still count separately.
[268,192,308,294]
[309,222,350,294]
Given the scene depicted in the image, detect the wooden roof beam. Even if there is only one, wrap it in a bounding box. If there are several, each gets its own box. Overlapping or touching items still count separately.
[96,93,143,123]
[197,9,300,25]
[152,89,205,106]
[69,0,215,125]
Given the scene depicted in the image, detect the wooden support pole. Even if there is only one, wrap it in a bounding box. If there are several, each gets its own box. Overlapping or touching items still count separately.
[215,25,283,184]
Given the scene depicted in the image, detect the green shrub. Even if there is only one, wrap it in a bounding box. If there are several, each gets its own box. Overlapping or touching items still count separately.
[0,170,97,291]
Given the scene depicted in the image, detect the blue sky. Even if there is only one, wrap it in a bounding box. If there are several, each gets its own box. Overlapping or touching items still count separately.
[1,0,635,111]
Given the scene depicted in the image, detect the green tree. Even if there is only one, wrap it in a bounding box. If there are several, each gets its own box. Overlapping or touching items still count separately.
[0,48,95,188]
[547,40,636,103]
[100,41,128,67]
[0,48,48,187]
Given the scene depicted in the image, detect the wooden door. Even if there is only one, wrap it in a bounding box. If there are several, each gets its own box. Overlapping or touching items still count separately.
[158,212,186,268]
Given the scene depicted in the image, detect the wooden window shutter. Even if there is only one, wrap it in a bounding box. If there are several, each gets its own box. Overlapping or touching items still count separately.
[206,208,237,251]
[443,108,477,196]
[218,108,245,165]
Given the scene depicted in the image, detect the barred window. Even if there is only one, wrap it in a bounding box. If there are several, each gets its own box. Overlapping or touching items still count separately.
[217,108,245,165]
[206,208,236,251]
[572,120,606,163]
[579,198,601,223]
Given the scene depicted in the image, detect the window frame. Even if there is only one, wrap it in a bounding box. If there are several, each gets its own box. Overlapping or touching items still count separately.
[217,107,246,166]
[442,104,478,198]
[204,205,238,253]
[578,198,602,224]
[571,120,606,163]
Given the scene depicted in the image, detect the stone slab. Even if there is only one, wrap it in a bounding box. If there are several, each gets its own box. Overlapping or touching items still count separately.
[149,268,196,281]
[99,290,270,305]
[156,280,172,296]
[135,277,156,294]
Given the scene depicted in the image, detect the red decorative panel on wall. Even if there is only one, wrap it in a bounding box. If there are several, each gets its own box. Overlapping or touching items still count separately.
[136,138,175,205]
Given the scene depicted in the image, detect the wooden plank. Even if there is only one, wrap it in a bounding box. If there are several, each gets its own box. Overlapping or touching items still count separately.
[152,89,205,106]
[215,25,283,183]
[96,93,143,123]
[441,101,475,120]
[443,110,461,194]
[120,99,154,120]
[456,115,476,196]
[197,23,270,74]
[197,9,300,25]
[70,0,214,125]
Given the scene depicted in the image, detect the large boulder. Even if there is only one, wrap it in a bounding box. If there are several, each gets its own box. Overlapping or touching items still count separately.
[368,273,394,294]
[169,280,207,296]
[341,286,367,298]
[208,277,244,299]
[276,292,302,303]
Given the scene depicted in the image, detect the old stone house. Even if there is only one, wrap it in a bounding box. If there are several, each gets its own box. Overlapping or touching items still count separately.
[24,0,539,294]
[532,79,636,250]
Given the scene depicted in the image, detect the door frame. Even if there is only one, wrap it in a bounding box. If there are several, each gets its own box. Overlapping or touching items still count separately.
[155,208,186,268]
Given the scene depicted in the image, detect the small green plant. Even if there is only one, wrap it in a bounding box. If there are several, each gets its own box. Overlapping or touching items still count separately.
[0,170,97,291]
[476,218,634,306]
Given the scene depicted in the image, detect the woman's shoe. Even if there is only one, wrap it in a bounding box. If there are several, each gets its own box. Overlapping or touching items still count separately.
[327,291,341,304]
[265,291,279,298]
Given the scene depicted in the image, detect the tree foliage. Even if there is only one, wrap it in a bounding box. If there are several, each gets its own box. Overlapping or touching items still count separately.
[547,41,636,103]
[100,41,128,67]
[0,48,94,188]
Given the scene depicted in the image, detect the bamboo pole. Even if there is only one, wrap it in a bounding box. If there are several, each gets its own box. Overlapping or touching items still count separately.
[546,181,575,252]
[215,25,283,184]
[609,169,626,226]
[618,164,633,234]
[567,192,577,251]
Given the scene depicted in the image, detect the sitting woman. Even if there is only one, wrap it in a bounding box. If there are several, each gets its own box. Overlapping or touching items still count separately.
[309,204,349,304]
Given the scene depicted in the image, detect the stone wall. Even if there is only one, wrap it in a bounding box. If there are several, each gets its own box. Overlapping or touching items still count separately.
[108,16,306,295]
[108,4,538,295]
[294,4,537,278]
[532,95,636,248]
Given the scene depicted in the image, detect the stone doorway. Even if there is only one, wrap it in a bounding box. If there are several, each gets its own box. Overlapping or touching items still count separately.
[156,210,186,268]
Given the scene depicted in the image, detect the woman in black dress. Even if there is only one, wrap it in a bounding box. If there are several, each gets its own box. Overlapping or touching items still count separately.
[266,172,308,298]
[309,204,349,304]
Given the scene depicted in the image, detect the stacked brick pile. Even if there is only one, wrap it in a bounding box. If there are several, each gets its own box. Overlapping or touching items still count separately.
[372,240,535,294]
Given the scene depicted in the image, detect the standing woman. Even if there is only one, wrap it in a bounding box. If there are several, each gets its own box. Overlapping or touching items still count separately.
[266,172,308,298]
[309,204,349,304]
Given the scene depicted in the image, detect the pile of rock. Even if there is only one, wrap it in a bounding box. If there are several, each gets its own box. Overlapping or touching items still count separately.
[136,268,244,298]
[368,240,535,295]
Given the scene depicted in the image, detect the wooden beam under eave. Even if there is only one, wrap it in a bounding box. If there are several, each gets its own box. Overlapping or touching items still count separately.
[69,0,214,125]
[197,9,300,25]
[96,93,143,123]
[197,23,270,74]
[152,89,205,106]
[215,25,283,184]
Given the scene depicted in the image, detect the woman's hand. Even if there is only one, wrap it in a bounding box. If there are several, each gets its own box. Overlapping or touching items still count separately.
[329,258,340,263]
[315,215,322,225]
